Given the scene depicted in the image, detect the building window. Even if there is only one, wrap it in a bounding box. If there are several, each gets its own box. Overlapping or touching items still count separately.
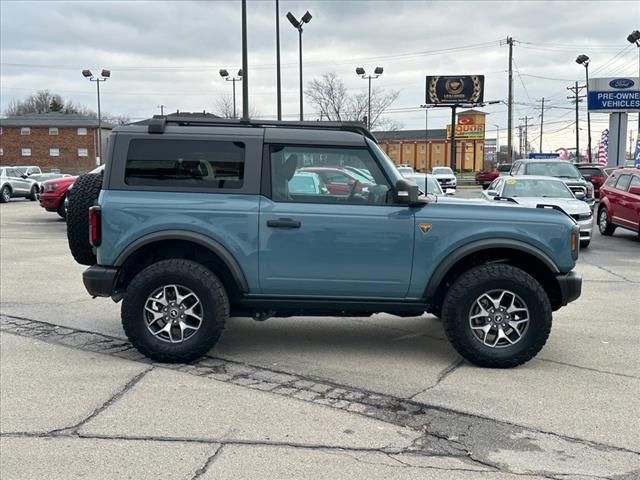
[22,148,31,156]
[49,127,59,135]
[50,148,60,157]
[420,145,426,153]
[77,127,87,136]
[78,148,88,157]
[434,145,441,153]
[390,144,397,151]
[405,144,411,152]
[0,147,3,156]
[0,127,3,135]
[21,127,31,135]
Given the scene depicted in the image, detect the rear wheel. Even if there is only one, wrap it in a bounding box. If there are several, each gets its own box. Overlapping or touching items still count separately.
[597,206,615,236]
[121,259,228,363]
[0,186,10,203]
[28,185,38,201]
[441,264,552,368]
[66,173,103,265]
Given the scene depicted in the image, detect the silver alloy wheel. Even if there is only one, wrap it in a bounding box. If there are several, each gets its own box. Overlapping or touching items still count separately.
[143,284,203,343]
[598,209,608,233]
[468,289,530,348]
[2,187,10,202]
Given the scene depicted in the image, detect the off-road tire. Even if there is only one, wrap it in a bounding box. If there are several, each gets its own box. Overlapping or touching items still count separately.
[441,264,552,368]
[66,173,103,265]
[122,259,228,363]
[28,185,38,201]
[597,206,615,236]
[0,186,10,203]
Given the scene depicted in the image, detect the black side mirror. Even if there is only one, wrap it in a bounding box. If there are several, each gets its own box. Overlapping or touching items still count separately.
[394,178,419,205]
[21,174,28,179]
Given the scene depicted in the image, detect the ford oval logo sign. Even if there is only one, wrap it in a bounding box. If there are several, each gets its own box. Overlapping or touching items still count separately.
[609,78,634,89]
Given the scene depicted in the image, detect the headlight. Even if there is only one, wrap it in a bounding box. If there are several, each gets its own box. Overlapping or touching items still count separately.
[45,184,59,191]
[577,213,592,221]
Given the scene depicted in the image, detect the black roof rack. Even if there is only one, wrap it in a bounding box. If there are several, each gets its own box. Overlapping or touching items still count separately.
[146,113,376,141]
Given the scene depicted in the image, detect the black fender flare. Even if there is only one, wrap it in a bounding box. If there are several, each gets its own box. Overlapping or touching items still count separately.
[114,230,249,293]
[423,239,559,300]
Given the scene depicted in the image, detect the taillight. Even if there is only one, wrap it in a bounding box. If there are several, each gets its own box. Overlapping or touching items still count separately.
[89,206,101,247]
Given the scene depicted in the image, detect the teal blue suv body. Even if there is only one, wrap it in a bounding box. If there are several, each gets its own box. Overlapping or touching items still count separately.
[77,115,582,368]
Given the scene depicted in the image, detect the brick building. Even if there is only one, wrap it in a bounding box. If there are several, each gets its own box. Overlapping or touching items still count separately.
[375,109,487,172]
[0,113,112,174]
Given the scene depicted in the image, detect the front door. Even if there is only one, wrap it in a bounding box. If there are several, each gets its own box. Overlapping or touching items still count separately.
[258,144,415,299]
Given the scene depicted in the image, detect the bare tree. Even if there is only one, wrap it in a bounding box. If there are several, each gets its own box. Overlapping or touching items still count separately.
[4,90,97,117]
[103,113,130,125]
[214,96,259,119]
[305,72,401,130]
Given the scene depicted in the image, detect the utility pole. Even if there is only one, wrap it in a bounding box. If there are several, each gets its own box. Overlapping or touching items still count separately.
[275,0,282,120]
[519,116,534,157]
[506,36,514,163]
[567,82,586,162]
[241,0,249,121]
[517,125,523,159]
[536,97,546,153]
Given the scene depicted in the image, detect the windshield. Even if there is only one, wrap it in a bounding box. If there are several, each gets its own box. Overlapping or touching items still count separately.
[502,179,574,198]
[526,162,580,179]
[432,167,453,175]
[347,169,374,184]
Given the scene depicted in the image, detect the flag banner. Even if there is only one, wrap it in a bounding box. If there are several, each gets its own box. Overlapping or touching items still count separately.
[597,129,609,166]
[635,132,640,168]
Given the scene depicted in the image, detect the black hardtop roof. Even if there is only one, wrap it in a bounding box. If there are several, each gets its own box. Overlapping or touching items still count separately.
[140,113,376,141]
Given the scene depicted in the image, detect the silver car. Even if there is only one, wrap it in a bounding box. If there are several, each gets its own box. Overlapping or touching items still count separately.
[483,175,593,247]
[0,166,39,203]
[403,173,455,197]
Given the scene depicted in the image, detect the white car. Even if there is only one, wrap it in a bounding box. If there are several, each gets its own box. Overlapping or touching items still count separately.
[397,166,415,176]
[431,167,457,190]
[403,173,455,196]
[483,175,593,248]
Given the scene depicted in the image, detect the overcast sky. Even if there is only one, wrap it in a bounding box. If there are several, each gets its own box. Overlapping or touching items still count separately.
[1,0,638,152]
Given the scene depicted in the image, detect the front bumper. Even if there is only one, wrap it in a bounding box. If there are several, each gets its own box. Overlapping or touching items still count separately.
[556,271,582,307]
[578,217,594,241]
[83,265,118,297]
[39,191,64,210]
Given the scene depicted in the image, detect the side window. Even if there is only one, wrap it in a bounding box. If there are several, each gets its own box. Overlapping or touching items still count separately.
[604,174,617,187]
[615,174,632,192]
[125,139,245,189]
[488,178,501,192]
[269,145,392,205]
[630,176,640,188]
[510,163,519,175]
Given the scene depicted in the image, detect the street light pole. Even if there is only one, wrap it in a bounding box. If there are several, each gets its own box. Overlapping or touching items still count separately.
[287,11,312,121]
[576,55,592,161]
[627,30,640,132]
[493,124,500,164]
[275,0,282,120]
[82,69,110,164]
[356,67,384,130]
[219,69,243,118]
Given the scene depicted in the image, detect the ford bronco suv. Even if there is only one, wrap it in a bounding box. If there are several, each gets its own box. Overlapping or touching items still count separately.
[68,115,582,368]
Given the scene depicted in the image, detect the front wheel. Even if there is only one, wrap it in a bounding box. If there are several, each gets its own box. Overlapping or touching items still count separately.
[441,264,552,368]
[598,207,615,236]
[29,185,38,201]
[121,259,229,363]
[0,186,10,203]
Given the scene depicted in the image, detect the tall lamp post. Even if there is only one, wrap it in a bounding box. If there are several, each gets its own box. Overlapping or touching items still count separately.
[493,124,500,164]
[419,104,433,170]
[576,54,592,162]
[628,30,640,131]
[82,69,110,164]
[219,69,243,118]
[356,67,384,130]
[287,10,312,121]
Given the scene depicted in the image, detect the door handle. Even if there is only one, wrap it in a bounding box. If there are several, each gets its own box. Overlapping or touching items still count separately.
[267,218,301,229]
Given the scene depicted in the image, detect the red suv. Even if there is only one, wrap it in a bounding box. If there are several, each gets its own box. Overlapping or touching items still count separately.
[299,167,372,195]
[39,176,77,219]
[597,167,640,238]
[577,164,608,198]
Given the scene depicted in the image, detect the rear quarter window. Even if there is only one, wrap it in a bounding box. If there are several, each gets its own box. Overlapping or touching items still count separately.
[125,139,245,189]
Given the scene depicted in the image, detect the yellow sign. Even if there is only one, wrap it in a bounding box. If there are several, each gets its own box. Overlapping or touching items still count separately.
[446,124,485,140]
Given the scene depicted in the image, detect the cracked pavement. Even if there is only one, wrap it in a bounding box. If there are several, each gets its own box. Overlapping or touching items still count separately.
[1,197,639,479]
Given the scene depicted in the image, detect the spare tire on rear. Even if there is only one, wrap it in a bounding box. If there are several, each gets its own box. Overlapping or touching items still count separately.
[67,173,103,266]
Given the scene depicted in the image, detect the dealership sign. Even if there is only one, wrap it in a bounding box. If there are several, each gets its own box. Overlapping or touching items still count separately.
[588,77,640,112]
[446,124,485,140]
[426,75,485,104]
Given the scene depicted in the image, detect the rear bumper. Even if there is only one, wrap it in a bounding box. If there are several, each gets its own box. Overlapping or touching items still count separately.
[83,265,118,297]
[556,271,582,306]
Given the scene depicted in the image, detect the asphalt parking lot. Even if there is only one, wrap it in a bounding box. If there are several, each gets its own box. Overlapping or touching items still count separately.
[1,193,639,479]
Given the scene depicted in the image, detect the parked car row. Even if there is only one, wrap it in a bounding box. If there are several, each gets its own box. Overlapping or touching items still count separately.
[597,167,640,239]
